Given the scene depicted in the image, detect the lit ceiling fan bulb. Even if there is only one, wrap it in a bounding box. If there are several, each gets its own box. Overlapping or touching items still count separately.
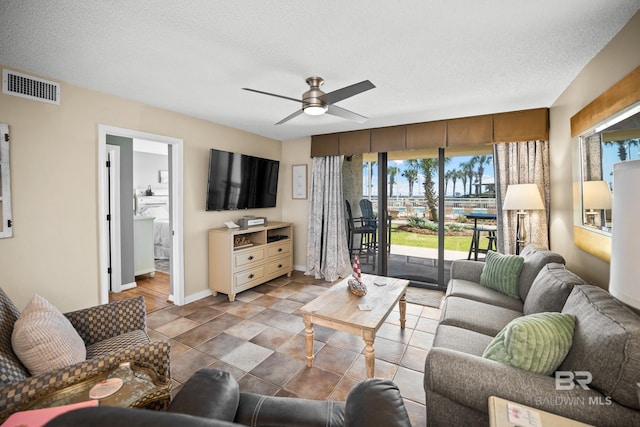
[304,105,328,116]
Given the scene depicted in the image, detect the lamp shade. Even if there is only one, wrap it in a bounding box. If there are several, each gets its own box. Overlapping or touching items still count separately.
[609,159,640,310]
[583,180,612,209]
[502,184,545,211]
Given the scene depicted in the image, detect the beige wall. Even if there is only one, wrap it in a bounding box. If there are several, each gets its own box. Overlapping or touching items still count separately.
[281,138,312,271]
[549,12,640,288]
[0,67,282,312]
[2,11,638,310]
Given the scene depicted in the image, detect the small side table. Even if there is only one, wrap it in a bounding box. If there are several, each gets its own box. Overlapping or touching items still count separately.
[488,396,593,427]
[26,363,170,411]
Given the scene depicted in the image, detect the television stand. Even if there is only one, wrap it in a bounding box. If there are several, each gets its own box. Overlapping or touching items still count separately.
[208,221,293,301]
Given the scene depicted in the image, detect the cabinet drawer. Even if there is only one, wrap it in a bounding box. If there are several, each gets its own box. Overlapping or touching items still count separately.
[234,266,265,288]
[267,241,291,258]
[234,247,265,269]
[267,256,291,275]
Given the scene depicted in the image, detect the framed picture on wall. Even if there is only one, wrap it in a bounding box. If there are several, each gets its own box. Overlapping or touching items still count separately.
[292,164,307,199]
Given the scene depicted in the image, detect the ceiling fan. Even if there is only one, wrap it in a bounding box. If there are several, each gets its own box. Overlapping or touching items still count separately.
[242,76,375,125]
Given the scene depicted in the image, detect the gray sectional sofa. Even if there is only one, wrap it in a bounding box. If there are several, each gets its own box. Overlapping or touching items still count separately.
[424,245,640,426]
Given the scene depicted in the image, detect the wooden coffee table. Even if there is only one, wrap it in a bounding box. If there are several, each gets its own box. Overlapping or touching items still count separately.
[300,274,409,378]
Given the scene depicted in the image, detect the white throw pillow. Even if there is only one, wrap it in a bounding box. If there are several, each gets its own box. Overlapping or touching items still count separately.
[11,294,87,376]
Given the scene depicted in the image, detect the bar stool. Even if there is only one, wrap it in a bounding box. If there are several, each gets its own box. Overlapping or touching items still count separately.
[467,225,497,261]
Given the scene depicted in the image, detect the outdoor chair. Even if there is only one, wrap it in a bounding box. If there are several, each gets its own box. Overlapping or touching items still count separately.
[359,199,391,253]
[345,200,377,265]
[467,224,497,260]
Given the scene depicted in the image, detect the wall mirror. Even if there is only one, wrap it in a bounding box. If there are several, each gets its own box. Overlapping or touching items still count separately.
[571,91,640,261]
[571,66,640,262]
[578,101,640,232]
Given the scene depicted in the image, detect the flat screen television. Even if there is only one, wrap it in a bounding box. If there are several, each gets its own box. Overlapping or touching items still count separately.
[206,148,280,211]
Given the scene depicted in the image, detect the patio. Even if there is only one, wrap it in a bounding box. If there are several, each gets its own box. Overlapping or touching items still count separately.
[358,244,478,289]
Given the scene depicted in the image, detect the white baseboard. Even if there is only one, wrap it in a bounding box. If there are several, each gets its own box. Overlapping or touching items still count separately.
[294,265,306,272]
[183,288,213,305]
[121,282,137,291]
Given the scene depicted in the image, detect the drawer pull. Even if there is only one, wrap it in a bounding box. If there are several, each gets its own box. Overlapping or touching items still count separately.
[278,264,283,268]
[248,256,254,260]
[278,248,283,252]
[248,274,255,279]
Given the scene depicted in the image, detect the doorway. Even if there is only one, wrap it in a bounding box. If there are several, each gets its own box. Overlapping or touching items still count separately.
[98,125,184,306]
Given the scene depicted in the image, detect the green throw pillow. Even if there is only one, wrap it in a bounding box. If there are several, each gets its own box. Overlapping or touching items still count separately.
[482,312,576,375]
[479,251,524,298]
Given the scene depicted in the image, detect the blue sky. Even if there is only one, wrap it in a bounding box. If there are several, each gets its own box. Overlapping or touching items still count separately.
[362,155,494,197]
[602,140,639,188]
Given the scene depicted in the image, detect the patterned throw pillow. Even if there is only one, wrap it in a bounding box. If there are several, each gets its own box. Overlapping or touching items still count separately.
[479,251,524,298]
[11,294,86,376]
[482,312,576,375]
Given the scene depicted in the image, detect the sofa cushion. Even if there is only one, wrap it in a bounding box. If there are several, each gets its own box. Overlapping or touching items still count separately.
[479,251,524,298]
[482,312,576,375]
[560,285,640,409]
[517,245,566,301]
[432,324,495,357]
[439,297,522,337]
[11,294,87,376]
[0,288,29,384]
[446,279,524,312]
[523,263,586,315]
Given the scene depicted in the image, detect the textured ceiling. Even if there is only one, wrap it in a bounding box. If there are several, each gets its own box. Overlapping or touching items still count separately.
[1,1,639,141]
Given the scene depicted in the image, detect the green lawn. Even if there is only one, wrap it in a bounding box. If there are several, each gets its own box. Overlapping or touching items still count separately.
[390,228,473,252]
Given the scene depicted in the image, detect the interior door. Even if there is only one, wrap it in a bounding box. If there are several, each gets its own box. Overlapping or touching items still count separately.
[105,145,122,292]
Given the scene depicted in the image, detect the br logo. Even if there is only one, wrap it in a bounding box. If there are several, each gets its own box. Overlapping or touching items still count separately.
[555,371,592,390]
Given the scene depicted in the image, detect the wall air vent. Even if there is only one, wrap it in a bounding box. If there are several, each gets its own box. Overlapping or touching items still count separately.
[2,69,60,105]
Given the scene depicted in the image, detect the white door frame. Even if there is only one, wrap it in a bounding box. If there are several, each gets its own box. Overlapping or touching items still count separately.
[98,125,185,306]
[105,145,122,293]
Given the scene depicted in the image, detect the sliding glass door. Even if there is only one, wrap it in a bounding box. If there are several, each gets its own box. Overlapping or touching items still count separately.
[343,145,495,288]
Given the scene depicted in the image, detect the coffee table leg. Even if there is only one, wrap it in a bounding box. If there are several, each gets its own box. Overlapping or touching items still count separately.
[399,292,407,329]
[363,330,375,378]
[304,317,314,368]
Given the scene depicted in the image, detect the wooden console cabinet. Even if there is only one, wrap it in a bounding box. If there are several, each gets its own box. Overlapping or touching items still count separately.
[208,221,293,301]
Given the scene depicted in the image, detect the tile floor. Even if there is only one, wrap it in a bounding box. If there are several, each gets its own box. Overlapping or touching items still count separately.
[145,271,442,426]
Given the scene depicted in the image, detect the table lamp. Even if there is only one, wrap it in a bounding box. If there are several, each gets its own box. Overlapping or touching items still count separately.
[609,159,640,310]
[582,180,612,229]
[502,184,545,254]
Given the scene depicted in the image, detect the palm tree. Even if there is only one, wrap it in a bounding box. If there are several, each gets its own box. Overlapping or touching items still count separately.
[419,158,439,220]
[459,166,468,197]
[460,160,476,196]
[363,160,377,198]
[604,139,639,161]
[471,155,492,195]
[451,169,461,197]
[388,166,399,197]
[444,169,455,196]
[402,160,420,197]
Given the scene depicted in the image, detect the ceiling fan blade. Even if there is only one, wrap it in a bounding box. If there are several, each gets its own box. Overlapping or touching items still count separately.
[276,109,304,125]
[327,105,368,123]
[242,88,301,104]
[322,80,375,105]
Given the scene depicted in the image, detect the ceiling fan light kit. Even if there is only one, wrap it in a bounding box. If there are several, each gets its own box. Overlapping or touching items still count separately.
[243,76,375,125]
[303,105,328,116]
[302,77,328,116]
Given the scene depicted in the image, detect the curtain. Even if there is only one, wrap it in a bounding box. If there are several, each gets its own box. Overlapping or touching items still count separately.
[305,156,353,281]
[494,140,550,254]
